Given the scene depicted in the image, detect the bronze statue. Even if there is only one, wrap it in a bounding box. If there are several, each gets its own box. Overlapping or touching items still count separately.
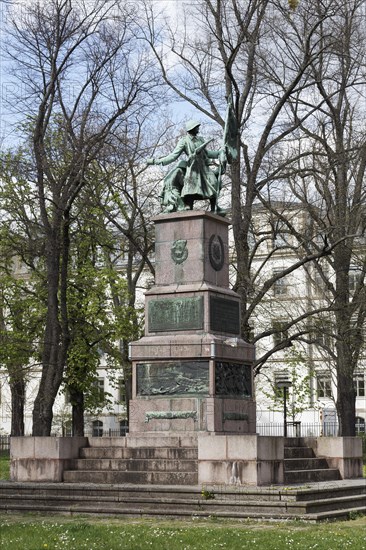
[147,101,238,215]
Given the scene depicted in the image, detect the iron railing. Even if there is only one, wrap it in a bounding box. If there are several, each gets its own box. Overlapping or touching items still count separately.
[256,422,340,437]
[0,435,10,455]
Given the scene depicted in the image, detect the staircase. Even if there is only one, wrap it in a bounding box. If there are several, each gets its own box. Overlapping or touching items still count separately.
[3,435,364,521]
[1,480,365,521]
[284,438,341,484]
[63,436,341,487]
[63,436,198,485]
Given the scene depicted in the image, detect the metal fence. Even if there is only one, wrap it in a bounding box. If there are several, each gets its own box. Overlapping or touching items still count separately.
[84,427,129,438]
[0,435,10,455]
[256,422,340,438]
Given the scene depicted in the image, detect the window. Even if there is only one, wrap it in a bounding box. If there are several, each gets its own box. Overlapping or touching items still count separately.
[64,390,71,405]
[118,378,126,403]
[349,269,362,293]
[313,268,329,296]
[92,420,103,437]
[316,374,332,399]
[355,416,365,434]
[272,320,289,347]
[273,271,289,296]
[311,319,333,350]
[62,420,72,436]
[272,220,289,248]
[354,374,365,397]
[93,378,105,404]
[119,420,128,436]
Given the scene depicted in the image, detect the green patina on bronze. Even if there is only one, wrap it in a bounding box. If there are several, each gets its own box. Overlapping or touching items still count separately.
[223,412,249,421]
[215,362,252,397]
[171,239,188,265]
[145,411,197,422]
[146,99,238,215]
[148,296,204,332]
[137,361,209,396]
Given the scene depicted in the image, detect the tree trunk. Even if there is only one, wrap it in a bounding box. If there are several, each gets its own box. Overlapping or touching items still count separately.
[32,241,64,435]
[231,158,254,341]
[333,242,357,436]
[70,387,85,437]
[10,378,25,436]
[336,370,356,436]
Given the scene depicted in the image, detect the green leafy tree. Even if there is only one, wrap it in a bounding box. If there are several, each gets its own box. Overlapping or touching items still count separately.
[259,349,316,426]
[0,266,44,436]
[3,0,154,435]
[64,198,142,435]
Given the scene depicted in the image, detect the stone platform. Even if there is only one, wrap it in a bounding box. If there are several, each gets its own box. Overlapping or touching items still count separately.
[1,479,365,522]
[10,435,362,486]
[8,210,364,513]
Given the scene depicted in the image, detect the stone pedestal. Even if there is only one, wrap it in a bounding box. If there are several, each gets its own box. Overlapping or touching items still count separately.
[129,211,256,435]
[198,434,284,485]
[304,436,363,479]
[10,436,87,482]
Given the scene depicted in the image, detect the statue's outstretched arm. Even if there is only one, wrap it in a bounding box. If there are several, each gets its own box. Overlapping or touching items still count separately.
[147,138,186,167]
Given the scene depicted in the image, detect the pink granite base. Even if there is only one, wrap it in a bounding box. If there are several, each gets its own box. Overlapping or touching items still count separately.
[129,396,256,434]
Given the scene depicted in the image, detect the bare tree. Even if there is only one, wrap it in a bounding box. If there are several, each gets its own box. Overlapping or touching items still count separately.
[142,1,332,352]
[4,0,156,435]
[95,114,173,419]
[143,0,366,435]
[269,0,366,435]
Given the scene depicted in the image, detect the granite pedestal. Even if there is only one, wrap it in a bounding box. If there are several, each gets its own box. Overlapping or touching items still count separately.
[129,211,256,436]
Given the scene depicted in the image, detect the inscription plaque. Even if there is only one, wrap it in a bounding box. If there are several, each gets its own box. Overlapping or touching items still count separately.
[210,296,240,334]
[148,296,204,332]
[215,362,252,397]
[137,361,209,396]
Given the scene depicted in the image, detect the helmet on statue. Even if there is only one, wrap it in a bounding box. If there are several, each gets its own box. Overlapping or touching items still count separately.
[186,120,201,132]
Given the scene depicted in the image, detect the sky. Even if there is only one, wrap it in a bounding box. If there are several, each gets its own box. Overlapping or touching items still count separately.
[0,0,203,148]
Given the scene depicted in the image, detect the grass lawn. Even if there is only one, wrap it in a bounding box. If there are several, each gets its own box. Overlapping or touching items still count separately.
[0,454,10,480]
[1,456,365,549]
[0,515,366,550]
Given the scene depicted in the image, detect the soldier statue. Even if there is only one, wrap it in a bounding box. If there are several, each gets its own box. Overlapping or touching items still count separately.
[147,101,238,216]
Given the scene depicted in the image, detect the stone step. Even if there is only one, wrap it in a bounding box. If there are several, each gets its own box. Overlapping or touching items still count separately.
[3,500,365,522]
[63,470,198,485]
[87,435,198,448]
[284,447,315,459]
[284,458,329,471]
[0,483,294,502]
[80,446,198,460]
[0,500,309,520]
[69,458,198,472]
[0,493,296,515]
[1,481,366,521]
[4,493,363,516]
[284,437,311,448]
[284,468,341,484]
[5,481,365,503]
[301,494,366,514]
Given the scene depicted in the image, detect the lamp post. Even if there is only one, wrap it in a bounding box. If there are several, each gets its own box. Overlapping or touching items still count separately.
[277,378,292,437]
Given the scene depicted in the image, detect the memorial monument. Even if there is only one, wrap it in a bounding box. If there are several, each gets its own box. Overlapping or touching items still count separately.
[130,100,256,437]
[9,101,362,488]
[128,209,256,436]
